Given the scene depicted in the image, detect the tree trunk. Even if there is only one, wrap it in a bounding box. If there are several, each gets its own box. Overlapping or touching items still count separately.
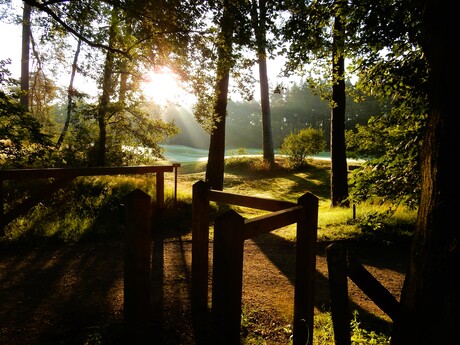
[391,1,460,344]
[330,0,349,207]
[20,3,31,111]
[259,58,275,166]
[251,0,275,167]
[119,59,128,104]
[57,37,82,149]
[94,11,118,167]
[96,46,114,167]
[205,0,235,190]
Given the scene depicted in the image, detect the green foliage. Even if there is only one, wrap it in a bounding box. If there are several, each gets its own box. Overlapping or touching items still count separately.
[53,104,98,166]
[346,203,416,241]
[279,127,326,168]
[312,312,336,344]
[280,0,427,212]
[312,310,391,345]
[237,147,248,155]
[350,311,390,345]
[346,109,425,208]
[3,176,156,243]
[353,210,389,233]
[217,156,415,245]
[0,61,54,168]
[343,2,428,209]
[52,100,178,167]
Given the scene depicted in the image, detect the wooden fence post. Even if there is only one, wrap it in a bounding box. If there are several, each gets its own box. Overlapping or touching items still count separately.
[123,189,152,343]
[0,179,4,236]
[192,180,210,314]
[326,243,351,345]
[212,210,245,344]
[155,171,165,208]
[173,163,180,204]
[293,192,319,345]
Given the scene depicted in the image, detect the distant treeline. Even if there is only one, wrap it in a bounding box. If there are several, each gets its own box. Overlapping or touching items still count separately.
[162,81,384,150]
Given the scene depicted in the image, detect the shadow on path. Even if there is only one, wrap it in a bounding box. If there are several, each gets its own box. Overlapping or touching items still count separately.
[0,240,124,345]
[251,231,409,332]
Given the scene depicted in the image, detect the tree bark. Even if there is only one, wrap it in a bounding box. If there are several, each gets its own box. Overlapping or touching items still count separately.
[119,59,128,104]
[391,1,460,344]
[205,0,235,190]
[57,37,82,149]
[20,3,31,111]
[330,0,349,207]
[94,10,118,167]
[251,0,275,167]
[96,47,113,167]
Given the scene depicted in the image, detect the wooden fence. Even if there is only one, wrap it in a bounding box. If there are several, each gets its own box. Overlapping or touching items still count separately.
[0,164,180,236]
[191,180,318,345]
[326,243,401,345]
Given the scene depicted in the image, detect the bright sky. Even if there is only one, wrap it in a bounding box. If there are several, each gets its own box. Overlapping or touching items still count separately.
[1,22,21,77]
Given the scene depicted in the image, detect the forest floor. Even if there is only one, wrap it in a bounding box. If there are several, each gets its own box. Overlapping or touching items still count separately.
[0,232,409,344]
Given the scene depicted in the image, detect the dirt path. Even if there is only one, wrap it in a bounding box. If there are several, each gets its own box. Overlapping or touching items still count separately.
[0,235,408,344]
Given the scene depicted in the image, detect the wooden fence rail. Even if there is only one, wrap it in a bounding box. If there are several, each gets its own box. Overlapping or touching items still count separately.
[191,180,318,344]
[0,164,180,235]
[326,243,401,345]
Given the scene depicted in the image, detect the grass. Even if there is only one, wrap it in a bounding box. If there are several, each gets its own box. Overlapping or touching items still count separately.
[1,175,158,243]
[170,156,415,245]
[0,155,415,344]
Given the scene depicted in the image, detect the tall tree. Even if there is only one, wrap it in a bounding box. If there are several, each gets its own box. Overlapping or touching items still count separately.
[330,0,349,207]
[391,1,460,343]
[250,0,275,167]
[56,37,81,149]
[93,6,118,166]
[20,2,31,110]
[282,0,350,206]
[205,0,236,190]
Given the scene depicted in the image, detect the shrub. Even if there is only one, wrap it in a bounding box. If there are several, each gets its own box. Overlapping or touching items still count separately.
[279,127,326,168]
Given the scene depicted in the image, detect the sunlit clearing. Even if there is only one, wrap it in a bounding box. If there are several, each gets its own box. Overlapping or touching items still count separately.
[142,68,182,106]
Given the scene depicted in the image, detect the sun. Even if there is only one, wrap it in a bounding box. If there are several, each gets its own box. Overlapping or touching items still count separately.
[142,67,181,106]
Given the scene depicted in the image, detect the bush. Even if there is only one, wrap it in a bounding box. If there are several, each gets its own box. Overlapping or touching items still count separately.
[279,127,326,168]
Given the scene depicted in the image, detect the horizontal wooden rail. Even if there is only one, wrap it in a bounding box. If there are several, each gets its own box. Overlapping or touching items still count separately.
[0,164,180,235]
[243,206,303,240]
[0,165,176,180]
[347,253,401,321]
[208,189,296,211]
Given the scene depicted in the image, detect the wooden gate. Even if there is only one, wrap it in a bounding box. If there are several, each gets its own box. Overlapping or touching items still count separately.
[191,180,318,344]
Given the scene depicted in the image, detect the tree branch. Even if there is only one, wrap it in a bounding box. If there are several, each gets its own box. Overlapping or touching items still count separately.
[24,0,132,58]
